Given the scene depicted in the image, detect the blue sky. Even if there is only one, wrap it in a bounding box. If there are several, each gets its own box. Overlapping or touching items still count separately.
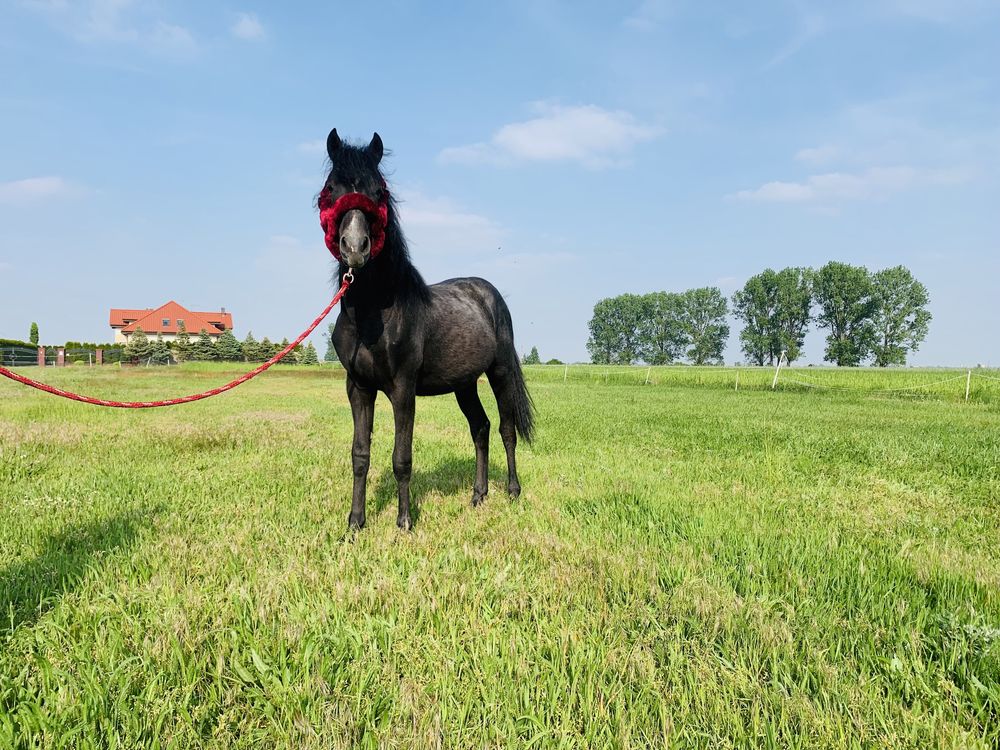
[2,0,998,365]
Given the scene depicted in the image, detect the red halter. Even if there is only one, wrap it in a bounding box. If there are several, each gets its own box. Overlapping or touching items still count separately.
[318,188,389,260]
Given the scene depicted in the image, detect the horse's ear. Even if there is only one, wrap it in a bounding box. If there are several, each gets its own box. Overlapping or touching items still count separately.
[367,132,383,165]
[326,128,341,161]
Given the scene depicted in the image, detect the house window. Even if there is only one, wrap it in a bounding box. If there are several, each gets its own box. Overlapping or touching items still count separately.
[177,319,184,326]
[162,318,170,327]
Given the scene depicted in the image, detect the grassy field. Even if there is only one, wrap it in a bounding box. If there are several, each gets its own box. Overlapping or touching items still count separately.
[1,363,999,748]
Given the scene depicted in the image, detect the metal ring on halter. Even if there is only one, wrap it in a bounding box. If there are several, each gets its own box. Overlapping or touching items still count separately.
[344,269,355,284]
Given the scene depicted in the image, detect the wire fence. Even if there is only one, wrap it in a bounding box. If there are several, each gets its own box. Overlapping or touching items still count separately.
[522,364,1000,404]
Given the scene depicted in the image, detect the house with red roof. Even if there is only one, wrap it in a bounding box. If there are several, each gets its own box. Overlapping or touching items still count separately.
[109,301,234,344]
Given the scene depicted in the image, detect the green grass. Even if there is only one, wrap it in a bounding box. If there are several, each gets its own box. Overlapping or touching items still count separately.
[1,363,998,748]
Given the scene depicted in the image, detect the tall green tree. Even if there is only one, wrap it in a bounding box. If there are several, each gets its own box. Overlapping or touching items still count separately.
[150,333,172,365]
[586,294,647,364]
[125,327,150,363]
[814,262,875,367]
[733,268,814,365]
[242,331,261,362]
[638,291,686,365]
[215,330,243,361]
[173,322,191,362]
[259,337,277,362]
[193,329,218,361]
[29,322,39,346]
[301,341,319,364]
[678,287,729,365]
[523,346,541,365]
[324,323,339,363]
[870,266,931,367]
[732,270,780,366]
[773,266,814,364]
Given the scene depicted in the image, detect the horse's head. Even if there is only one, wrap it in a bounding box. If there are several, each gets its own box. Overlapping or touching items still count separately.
[319,129,389,270]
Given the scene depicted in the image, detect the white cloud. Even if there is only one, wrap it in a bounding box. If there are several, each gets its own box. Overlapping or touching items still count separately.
[0,176,78,204]
[149,21,196,55]
[23,0,197,56]
[732,166,969,204]
[795,144,839,166]
[623,0,673,31]
[763,7,828,70]
[297,139,325,155]
[231,12,265,41]
[439,103,663,169]
[395,189,504,254]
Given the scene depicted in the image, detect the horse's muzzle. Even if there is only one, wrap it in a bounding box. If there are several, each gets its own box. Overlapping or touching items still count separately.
[339,209,371,268]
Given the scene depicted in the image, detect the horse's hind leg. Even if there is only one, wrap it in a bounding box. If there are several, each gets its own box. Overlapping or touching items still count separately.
[486,369,521,499]
[455,385,490,506]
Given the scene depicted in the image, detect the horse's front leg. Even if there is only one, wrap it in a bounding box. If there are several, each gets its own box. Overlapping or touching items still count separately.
[347,378,376,530]
[390,387,416,530]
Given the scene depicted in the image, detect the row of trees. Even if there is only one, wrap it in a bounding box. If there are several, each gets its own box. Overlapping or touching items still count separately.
[733,262,930,367]
[124,324,319,364]
[587,287,731,365]
[586,262,931,367]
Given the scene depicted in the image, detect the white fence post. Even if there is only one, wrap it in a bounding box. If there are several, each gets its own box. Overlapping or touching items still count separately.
[645,367,651,385]
[771,351,786,390]
[735,369,739,391]
[564,365,568,383]
[966,370,972,401]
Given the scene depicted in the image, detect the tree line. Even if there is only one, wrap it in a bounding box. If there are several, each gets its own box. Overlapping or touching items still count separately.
[124,324,319,365]
[588,287,731,365]
[587,262,931,367]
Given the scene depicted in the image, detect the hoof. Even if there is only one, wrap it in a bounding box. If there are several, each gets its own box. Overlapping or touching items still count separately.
[348,513,366,531]
[397,514,412,531]
[471,489,487,507]
[507,483,521,500]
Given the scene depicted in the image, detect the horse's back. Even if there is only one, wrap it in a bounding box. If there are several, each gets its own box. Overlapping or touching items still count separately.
[416,278,507,395]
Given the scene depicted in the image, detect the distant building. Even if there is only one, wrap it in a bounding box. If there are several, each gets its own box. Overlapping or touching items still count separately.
[109,301,233,344]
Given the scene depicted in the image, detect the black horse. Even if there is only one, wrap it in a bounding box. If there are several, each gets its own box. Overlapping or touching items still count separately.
[322,129,534,531]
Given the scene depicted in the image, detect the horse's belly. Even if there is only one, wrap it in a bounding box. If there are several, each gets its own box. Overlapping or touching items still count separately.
[416,329,495,395]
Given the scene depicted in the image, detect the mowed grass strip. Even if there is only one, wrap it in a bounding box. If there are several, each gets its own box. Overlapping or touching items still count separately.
[1,363,998,748]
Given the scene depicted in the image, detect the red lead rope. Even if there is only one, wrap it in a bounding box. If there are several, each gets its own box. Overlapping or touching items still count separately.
[0,275,351,408]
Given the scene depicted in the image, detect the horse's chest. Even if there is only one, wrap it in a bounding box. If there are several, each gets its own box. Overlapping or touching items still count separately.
[334,313,413,389]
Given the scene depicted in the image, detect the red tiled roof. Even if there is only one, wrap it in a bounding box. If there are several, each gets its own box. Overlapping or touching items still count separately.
[109,308,151,327]
[109,301,234,335]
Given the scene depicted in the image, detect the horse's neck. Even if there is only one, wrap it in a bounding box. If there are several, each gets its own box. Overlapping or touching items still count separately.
[345,255,426,316]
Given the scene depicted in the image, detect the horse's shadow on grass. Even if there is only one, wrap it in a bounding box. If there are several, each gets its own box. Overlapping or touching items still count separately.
[1,508,155,636]
[368,454,507,527]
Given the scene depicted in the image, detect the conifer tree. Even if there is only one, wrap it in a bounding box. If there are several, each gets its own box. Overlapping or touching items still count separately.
[150,333,172,365]
[173,322,191,362]
[29,322,39,346]
[258,337,276,362]
[125,327,150,363]
[193,329,217,361]
[324,323,339,363]
[301,341,319,364]
[216,330,242,361]
[242,331,259,362]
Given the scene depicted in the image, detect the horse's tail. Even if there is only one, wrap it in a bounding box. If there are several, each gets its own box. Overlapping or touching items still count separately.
[493,292,535,443]
[508,350,535,443]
